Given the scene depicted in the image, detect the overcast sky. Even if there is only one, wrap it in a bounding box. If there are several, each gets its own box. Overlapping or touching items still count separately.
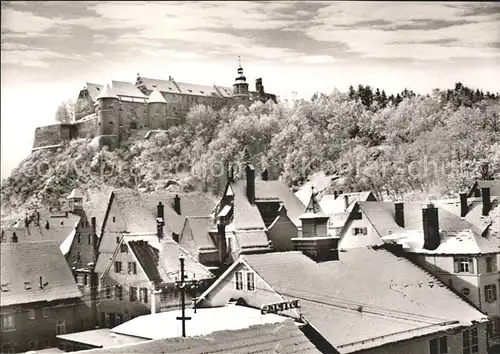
[1,1,499,179]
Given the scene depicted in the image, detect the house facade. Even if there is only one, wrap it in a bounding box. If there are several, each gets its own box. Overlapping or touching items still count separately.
[0,241,91,353]
[98,234,213,326]
[338,184,500,341]
[197,194,489,354]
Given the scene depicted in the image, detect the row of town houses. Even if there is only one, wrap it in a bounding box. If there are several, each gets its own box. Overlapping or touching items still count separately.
[1,167,499,353]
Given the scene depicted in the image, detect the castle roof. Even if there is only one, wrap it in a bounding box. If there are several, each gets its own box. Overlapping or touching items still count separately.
[67,188,84,199]
[147,86,167,104]
[138,76,233,98]
[95,84,119,100]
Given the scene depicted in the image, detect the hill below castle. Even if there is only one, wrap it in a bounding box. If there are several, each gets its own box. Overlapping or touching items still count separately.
[2,83,500,222]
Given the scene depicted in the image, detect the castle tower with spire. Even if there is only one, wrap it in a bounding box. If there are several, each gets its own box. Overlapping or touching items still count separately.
[232,57,250,104]
[147,85,168,129]
[92,83,120,150]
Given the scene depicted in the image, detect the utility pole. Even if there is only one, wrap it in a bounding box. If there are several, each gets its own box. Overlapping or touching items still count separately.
[175,255,191,337]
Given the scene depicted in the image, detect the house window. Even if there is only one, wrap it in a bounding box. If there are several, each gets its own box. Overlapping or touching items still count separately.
[106,285,112,299]
[116,236,120,244]
[113,216,116,223]
[77,274,85,285]
[29,341,38,350]
[128,262,137,274]
[56,320,66,335]
[235,271,243,290]
[130,286,137,302]
[352,227,368,235]
[77,252,81,262]
[88,234,92,244]
[115,285,123,301]
[2,315,14,331]
[120,243,128,253]
[29,309,35,320]
[139,288,148,303]
[83,274,88,286]
[486,256,496,273]
[43,308,49,318]
[485,284,497,303]
[246,272,255,291]
[463,329,479,354]
[430,336,448,354]
[77,232,81,244]
[454,257,474,274]
[116,313,123,326]
[114,261,122,273]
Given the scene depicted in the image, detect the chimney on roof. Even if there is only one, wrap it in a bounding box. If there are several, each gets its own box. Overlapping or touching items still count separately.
[482,187,491,216]
[334,191,338,199]
[157,202,164,219]
[217,223,227,267]
[261,168,268,181]
[344,195,349,212]
[246,164,255,205]
[423,204,440,251]
[395,202,405,227]
[91,217,98,259]
[12,232,18,243]
[460,193,468,218]
[174,195,181,215]
[227,165,234,183]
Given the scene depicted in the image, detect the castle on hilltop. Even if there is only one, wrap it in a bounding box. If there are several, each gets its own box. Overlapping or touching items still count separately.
[32,61,277,151]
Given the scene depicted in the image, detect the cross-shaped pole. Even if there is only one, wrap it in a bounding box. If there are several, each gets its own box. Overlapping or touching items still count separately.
[175,255,191,337]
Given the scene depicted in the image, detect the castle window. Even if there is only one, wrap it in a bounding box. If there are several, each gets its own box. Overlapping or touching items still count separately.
[109,121,113,124]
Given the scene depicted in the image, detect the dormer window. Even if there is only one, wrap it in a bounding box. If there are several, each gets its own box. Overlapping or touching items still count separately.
[24,282,31,290]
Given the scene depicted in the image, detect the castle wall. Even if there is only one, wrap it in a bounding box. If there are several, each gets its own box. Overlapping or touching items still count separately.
[33,124,64,149]
[119,101,147,132]
[75,96,95,120]
[76,116,98,139]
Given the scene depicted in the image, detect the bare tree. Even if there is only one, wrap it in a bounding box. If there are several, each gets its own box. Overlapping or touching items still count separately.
[55,100,75,123]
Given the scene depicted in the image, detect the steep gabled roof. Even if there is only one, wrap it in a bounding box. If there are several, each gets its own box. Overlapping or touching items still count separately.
[67,188,84,199]
[128,240,162,284]
[157,238,214,283]
[241,249,487,353]
[320,192,375,217]
[101,235,212,285]
[230,179,305,229]
[85,82,103,101]
[111,80,148,99]
[76,319,319,354]
[385,228,500,255]
[138,77,232,98]
[2,209,81,248]
[434,196,499,236]
[147,87,167,104]
[182,216,217,252]
[95,84,119,100]
[1,241,82,306]
[468,180,500,197]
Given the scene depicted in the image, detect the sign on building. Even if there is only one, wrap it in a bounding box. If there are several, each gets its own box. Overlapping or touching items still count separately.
[261,299,300,315]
